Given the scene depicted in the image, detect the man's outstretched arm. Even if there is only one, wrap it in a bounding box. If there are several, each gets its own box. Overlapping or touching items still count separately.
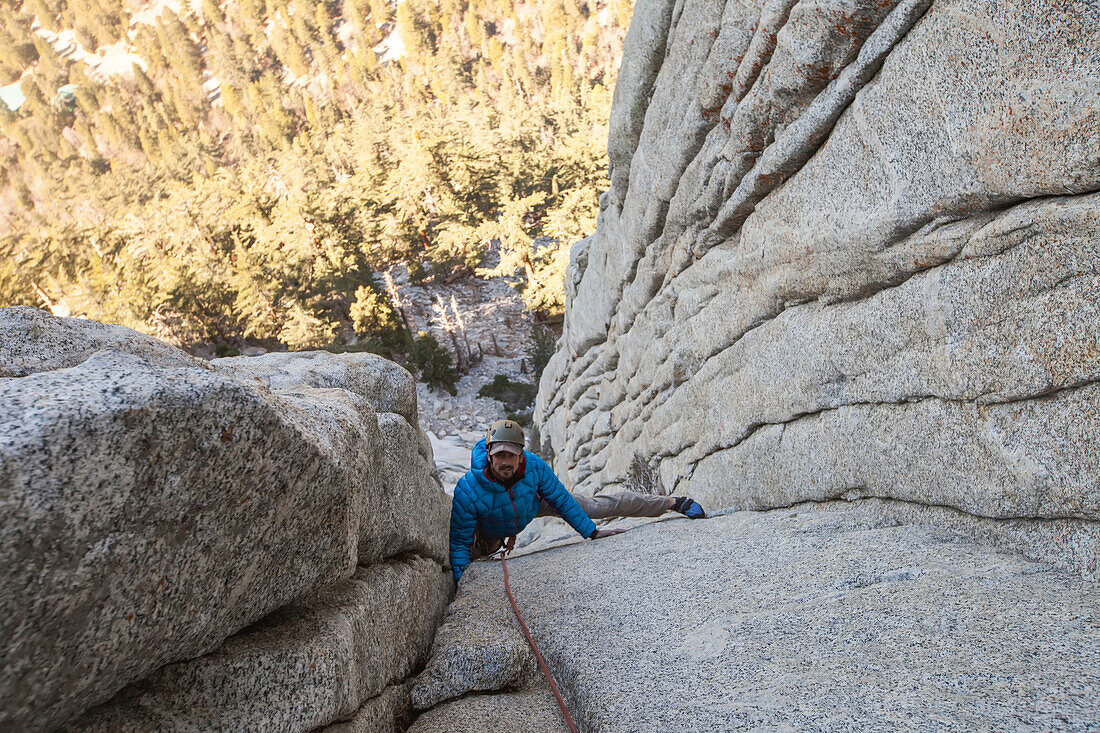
[531,458,598,539]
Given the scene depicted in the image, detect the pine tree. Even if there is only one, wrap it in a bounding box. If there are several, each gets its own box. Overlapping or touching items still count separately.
[368,0,391,26]
[132,63,156,99]
[220,83,244,121]
[29,0,57,31]
[0,0,631,341]
[157,12,203,91]
[397,0,436,69]
[0,41,38,84]
[202,0,226,26]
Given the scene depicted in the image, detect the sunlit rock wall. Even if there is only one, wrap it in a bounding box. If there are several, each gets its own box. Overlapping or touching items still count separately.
[1,308,451,731]
[536,0,1100,574]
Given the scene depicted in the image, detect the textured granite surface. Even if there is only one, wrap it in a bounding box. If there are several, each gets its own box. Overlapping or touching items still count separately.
[0,306,196,376]
[0,308,450,730]
[215,349,420,429]
[365,412,449,564]
[536,0,1100,574]
[409,560,537,710]
[67,558,450,732]
[429,509,1100,731]
[407,686,567,733]
[315,683,410,733]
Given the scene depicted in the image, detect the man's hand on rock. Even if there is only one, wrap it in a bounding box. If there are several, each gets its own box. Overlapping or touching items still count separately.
[590,529,627,539]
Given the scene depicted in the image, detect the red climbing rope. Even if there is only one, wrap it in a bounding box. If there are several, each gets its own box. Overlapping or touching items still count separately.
[498,553,580,733]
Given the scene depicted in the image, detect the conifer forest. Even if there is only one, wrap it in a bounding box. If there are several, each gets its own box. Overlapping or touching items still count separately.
[0,0,631,351]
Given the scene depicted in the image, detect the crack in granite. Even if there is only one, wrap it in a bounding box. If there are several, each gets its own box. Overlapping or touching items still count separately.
[549,0,938,411]
[667,376,1100,494]
[552,188,1100,469]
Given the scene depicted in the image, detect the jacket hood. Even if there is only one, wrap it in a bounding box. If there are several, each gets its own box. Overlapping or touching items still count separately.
[471,438,489,472]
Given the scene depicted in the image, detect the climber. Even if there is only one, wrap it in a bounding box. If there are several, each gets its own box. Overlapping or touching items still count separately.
[448,419,706,582]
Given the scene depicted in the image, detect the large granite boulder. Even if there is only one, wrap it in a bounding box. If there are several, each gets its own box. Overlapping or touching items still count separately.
[409,564,536,711]
[67,558,451,732]
[408,510,1100,731]
[536,0,1100,574]
[0,308,449,730]
[215,350,420,429]
[366,412,448,564]
[0,306,195,377]
[214,352,449,566]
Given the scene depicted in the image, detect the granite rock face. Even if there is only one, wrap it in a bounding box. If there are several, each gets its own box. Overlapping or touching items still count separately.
[409,562,537,711]
[68,558,450,732]
[536,0,1100,574]
[0,306,197,376]
[317,683,411,733]
[416,510,1100,731]
[215,352,449,566]
[405,556,566,732]
[0,309,450,731]
[215,350,420,429]
[367,412,449,564]
[407,687,566,733]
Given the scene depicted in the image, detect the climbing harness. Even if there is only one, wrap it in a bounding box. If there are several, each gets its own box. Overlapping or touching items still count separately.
[495,547,580,733]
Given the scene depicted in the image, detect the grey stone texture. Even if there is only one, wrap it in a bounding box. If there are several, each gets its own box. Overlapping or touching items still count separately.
[407,686,567,733]
[315,683,410,733]
[0,309,450,730]
[67,558,451,732]
[536,0,1100,575]
[0,306,197,377]
[216,352,448,566]
[215,349,420,429]
[423,510,1100,732]
[369,411,448,563]
[409,561,537,710]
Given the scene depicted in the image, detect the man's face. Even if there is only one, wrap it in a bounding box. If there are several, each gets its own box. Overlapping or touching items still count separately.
[488,446,522,480]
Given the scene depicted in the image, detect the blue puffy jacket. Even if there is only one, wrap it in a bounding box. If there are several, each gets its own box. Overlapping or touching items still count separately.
[449,439,597,581]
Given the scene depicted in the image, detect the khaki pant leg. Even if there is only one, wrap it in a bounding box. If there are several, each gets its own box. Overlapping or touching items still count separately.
[571,491,672,519]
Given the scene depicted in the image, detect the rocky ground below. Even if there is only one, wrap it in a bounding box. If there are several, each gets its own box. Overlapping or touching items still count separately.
[409,504,1100,732]
[384,266,545,493]
[195,265,545,494]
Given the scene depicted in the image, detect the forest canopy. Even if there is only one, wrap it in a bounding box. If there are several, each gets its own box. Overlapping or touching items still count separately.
[0,0,630,350]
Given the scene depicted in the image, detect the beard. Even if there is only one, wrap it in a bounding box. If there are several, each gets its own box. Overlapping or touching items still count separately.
[490,458,517,480]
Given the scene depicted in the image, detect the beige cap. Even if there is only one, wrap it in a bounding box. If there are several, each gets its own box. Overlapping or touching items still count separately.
[488,441,523,456]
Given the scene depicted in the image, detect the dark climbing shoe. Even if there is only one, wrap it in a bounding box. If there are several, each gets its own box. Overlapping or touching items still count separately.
[672,496,706,519]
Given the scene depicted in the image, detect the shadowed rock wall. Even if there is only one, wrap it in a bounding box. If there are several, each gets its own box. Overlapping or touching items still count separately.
[536,0,1100,574]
